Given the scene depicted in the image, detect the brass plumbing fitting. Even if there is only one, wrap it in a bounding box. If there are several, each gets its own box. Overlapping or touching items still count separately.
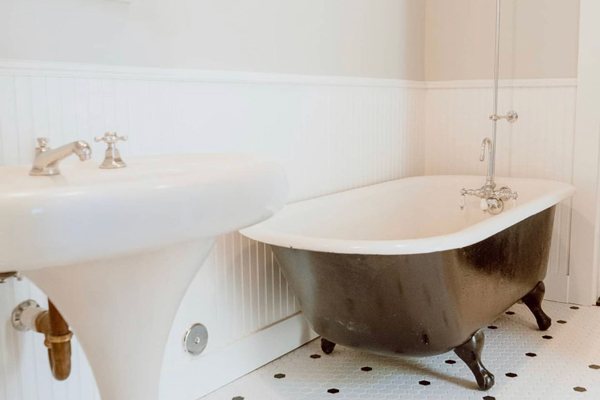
[12,300,73,381]
[0,271,21,283]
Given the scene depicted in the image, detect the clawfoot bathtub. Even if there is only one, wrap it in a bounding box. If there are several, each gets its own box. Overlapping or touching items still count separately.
[241,176,575,390]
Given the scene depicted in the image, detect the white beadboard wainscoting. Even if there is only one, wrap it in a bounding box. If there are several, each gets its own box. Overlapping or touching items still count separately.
[0,60,579,400]
[424,79,578,302]
[0,60,425,400]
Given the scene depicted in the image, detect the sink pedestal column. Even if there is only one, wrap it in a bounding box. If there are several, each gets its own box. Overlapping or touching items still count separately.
[23,239,215,400]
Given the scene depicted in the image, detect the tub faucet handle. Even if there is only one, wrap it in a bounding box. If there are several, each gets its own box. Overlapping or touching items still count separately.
[480,198,489,211]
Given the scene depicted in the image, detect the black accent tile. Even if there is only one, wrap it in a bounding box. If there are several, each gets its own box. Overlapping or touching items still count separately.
[327,388,340,394]
[310,354,321,359]
[526,352,537,357]
[505,372,518,378]
[487,325,498,330]
[361,366,373,372]
[274,373,286,379]
[574,387,587,392]
[557,320,567,324]
[570,306,580,310]
[445,359,457,365]
[542,335,553,340]
[505,311,515,315]
[419,380,431,386]
[483,396,496,400]
[589,364,600,370]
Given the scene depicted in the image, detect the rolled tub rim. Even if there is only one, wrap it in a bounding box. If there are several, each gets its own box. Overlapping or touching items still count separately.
[240,175,576,255]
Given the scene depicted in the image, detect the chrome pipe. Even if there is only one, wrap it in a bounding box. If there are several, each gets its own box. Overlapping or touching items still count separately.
[488,0,501,188]
[459,0,519,215]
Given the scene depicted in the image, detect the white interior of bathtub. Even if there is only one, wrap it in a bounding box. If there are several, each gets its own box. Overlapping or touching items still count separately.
[240,175,575,255]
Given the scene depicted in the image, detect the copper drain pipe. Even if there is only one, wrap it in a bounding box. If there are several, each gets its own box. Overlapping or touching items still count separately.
[37,301,72,380]
[12,299,73,381]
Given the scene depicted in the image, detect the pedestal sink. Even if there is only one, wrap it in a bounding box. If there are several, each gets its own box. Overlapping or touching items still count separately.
[0,153,287,400]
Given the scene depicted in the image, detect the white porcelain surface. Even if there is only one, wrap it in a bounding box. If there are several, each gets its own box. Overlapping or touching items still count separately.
[0,153,288,400]
[25,240,215,400]
[0,153,287,271]
[241,175,575,255]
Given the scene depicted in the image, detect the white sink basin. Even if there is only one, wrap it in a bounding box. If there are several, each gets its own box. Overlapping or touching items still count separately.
[0,153,286,270]
[0,153,287,400]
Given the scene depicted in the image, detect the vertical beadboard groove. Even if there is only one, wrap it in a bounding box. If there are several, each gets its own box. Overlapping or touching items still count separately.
[0,60,576,399]
[424,84,577,302]
[0,69,422,398]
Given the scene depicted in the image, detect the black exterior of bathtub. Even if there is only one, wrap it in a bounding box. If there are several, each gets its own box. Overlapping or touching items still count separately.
[271,207,555,357]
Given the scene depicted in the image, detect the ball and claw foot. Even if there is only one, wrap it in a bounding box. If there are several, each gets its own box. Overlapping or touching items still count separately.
[521,281,552,331]
[454,330,495,391]
[321,338,336,355]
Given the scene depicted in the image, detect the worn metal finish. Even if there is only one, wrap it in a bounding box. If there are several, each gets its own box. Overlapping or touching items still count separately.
[321,338,336,355]
[454,330,494,390]
[521,281,552,331]
[0,271,21,284]
[12,299,73,380]
[44,301,73,381]
[271,207,555,358]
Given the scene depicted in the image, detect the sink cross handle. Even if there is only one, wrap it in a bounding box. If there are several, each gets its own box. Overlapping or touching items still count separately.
[94,132,128,169]
[94,132,128,145]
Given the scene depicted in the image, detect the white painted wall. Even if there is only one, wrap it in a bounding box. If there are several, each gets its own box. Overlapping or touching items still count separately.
[0,0,589,399]
[425,0,581,80]
[0,0,425,80]
[0,61,426,399]
[422,0,582,302]
[424,79,577,301]
[569,0,600,306]
[0,60,581,400]
[0,1,429,398]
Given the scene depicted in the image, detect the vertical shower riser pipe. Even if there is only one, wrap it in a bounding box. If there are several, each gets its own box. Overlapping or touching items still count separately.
[488,0,501,188]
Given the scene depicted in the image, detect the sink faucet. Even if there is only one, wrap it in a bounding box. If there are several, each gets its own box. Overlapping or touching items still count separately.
[30,138,92,176]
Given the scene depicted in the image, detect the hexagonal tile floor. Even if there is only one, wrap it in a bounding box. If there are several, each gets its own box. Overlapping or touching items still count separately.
[202,301,600,400]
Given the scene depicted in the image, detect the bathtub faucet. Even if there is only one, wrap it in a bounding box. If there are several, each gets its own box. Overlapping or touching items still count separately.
[460,138,518,215]
[480,138,493,186]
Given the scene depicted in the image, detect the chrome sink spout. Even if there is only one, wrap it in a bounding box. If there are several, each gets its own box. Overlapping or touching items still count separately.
[30,138,92,176]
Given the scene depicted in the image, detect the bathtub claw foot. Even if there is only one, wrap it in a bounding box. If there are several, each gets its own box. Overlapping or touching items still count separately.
[454,330,495,391]
[521,281,551,331]
[321,338,336,355]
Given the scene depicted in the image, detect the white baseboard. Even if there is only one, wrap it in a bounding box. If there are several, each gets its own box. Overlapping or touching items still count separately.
[160,313,318,400]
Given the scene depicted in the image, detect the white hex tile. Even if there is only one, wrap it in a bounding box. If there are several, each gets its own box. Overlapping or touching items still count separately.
[203,301,600,400]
